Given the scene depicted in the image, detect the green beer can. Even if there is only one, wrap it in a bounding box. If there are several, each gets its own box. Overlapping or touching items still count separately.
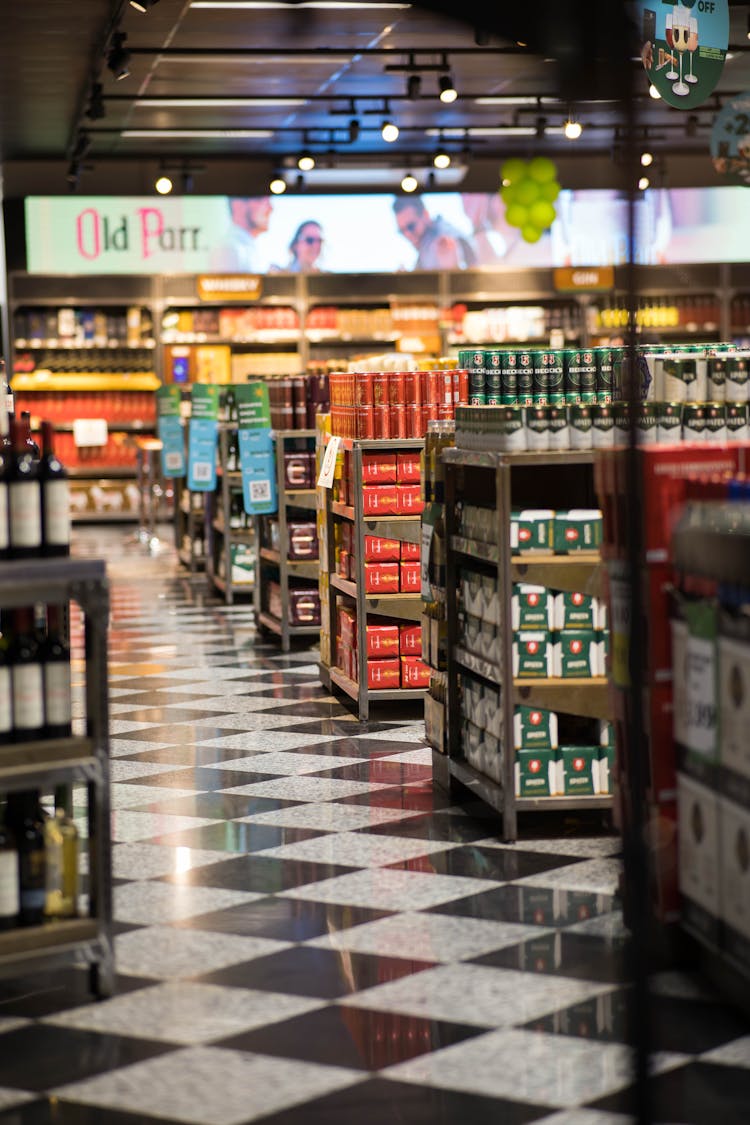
[682,402,706,442]
[548,350,565,405]
[484,349,502,405]
[595,347,614,404]
[500,350,518,405]
[579,348,597,404]
[656,402,682,444]
[564,348,583,404]
[531,350,550,405]
[516,348,534,406]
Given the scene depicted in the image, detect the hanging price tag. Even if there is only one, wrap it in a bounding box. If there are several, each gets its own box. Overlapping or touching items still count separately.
[187,384,220,491]
[156,385,185,477]
[317,435,342,489]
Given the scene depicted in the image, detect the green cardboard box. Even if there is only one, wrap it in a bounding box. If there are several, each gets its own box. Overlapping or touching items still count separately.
[552,509,603,554]
[512,585,552,631]
[597,744,615,794]
[513,632,553,678]
[553,629,599,677]
[554,590,596,630]
[514,705,558,750]
[559,745,598,795]
[230,542,255,586]
[515,747,558,796]
[510,509,555,555]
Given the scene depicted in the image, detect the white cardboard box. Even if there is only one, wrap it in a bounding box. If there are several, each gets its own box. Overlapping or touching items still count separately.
[719,632,750,786]
[678,773,721,928]
[719,795,750,959]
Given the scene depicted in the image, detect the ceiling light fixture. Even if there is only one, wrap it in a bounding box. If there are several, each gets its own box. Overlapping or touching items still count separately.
[130,0,160,11]
[401,172,418,192]
[433,149,451,169]
[155,175,173,194]
[563,116,583,140]
[439,73,458,104]
[407,73,421,99]
[382,118,399,142]
[640,151,653,167]
[120,128,274,138]
[190,2,411,8]
[649,83,661,99]
[269,176,287,194]
[86,82,105,120]
[298,151,316,171]
[638,176,650,191]
[107,32,131,81]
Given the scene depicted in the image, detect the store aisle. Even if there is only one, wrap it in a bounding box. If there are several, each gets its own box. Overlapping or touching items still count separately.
[0,530,748,1125]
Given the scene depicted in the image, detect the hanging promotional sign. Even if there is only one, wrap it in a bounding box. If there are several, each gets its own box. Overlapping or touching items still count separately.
[187,384,219,492]
[156,386,186,478]
[638,0,729,109]
[235,383,277,516]
[710,92,750,186]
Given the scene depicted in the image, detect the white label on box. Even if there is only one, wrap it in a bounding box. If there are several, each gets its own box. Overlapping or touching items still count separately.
[317,435,341,489]
[73,418,109,448]
[719,635,750,784]
[720,796,750,942]
[686,633,717,759]
[678,774,720,917]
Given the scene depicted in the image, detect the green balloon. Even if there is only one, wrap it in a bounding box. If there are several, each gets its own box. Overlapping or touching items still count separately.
[529,200,556,229]
[514,178,541,206]
[501,157,527,185]
[505,203,528,229]
[500,183,517,205]
[539,179,561,203]
[528,156,557,183]
[521,224,543,243]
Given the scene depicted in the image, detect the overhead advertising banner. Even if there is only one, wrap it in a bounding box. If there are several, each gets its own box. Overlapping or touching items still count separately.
[22,187,750,273]
[711,92,750,186]
[638,0,729,109]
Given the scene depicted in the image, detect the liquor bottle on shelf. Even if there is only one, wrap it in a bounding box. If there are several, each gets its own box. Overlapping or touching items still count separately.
[8,606,45,742]
[44,785,79,919]
[0,358,13,418]
[0,425,9,563]
[8,416,42,559]
[0,630,12,744]
[40,605,72,739]
[6,791,45,926]
[39,422,71,558]
[0,802,20,930]
[20,412,40,460]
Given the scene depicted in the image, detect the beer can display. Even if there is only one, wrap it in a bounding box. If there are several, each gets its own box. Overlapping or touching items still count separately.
[682,402,706,442]
[526,405,550,451]
[569,403,593,450]
[500,350,518,404]
[405,370,423,404]
[372,371,389,407]
[392,403,407,439]
[578,348,597,403]
[636,400,658,444]
[563,348,582,403]
[357,405,375,439]
[547,350,565,405]
[704,401,727,443]
[388,370,406,406]
[706,347,729,401]
[457,369,469,405]
[726,350,750,400]
[661,348,700,402]
[611,347,625,400]
[656,402,682,444]
[531,350,550,405]
[373,404,391,439]
[355,371,374,406]
[547,404,569,451]
[595,347,614,404]
[591,404,615,448]
[613,401,630,445]
[516,349,534,405]
[484,351,502,405]
[494,406,527,452]
[726,401,749,442]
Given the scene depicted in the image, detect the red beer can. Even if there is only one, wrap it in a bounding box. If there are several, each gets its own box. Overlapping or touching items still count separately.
[437,402,453,421]
[355,371,374,406]
[372,372,389,407]
[357,405,375,440]
[392,403,407,439]
[388,371,406,405]
[457,369,469,405]
[405,370,423,405]
[442,371,453,405]
[425,370,440,405]
[373,404,391,439]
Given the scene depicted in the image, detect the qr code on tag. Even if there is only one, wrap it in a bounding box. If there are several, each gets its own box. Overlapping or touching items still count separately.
[193,462,212,482]
[250,479,271,503]
[165,452,182,471]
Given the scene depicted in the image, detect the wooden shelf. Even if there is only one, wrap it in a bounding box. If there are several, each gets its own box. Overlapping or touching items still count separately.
[259,547,318,576]
[441,755,613,816]
[513,677,610,720]
[329,664,426,704]
[284,489,317,511]
[451,535,499,565]
[12,373,160,392]
[510,555,603,597]
[0,919,99,961]
[444,448,596,469]
[257,610,320,637]
[332,501,421,525]
[330,574,419,602]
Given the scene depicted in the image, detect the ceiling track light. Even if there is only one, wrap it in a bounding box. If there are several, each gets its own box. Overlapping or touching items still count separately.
[382,114,399,142]
[433,148,451,169]
[107,32,131,81]
[638,175,650,191]
[130,0,160,9]
[401,172,418,193]
[297,150,316,171]
[269,176,287,194]
[155,175,173,194]
[348,118,360,143]
[563,114,583,140]
[438,72,457,104]
[85,82,105,121]
[640,150,653,167]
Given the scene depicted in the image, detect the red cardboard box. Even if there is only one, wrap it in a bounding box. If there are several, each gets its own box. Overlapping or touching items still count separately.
[337,606,356,644]
[338,548,350,578]
[362,486,399,516]
[368,659,401,690]
[397,453,421,483]
[397,485,424,516]
[362,453,397,484]
[399,623,422,655]
[400,562,421,593]
[400,541,421,561]
[366,623,401,657]
[401,656,431,688]
[364,535,401,562]
[364,562,400,593]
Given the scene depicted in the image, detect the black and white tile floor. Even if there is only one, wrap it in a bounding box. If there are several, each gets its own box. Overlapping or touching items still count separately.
[0,528,748,1124]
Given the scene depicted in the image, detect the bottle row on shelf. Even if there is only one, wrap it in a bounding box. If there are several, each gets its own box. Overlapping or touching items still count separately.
[0,786,80,930]
[0,604,72,744]
[14,306,153,350]
[1,415,71,560]
[14,349,155,376]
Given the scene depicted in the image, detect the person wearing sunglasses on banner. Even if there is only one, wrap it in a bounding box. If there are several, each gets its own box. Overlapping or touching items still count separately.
[285,220,326,272]
[210,196,273,272]
[393,195,477,270]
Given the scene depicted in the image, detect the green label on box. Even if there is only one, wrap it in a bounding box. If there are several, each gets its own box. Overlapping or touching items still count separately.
[560,746,597,795]
[514,706,558,750]
[514,585,551,630]
[555,630,598,677]
[557,591,595,630]
[553,511,602,553]
[516,748,557,797]
[511,511,554,553]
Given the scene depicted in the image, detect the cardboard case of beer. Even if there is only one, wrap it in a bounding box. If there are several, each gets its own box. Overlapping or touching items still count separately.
[512,585,553,631]
[559,745,598,796]
[513,632,553,678]
[719,794,750,971]
[510,509,555,554]
[553,591,596,631]
[515,747,558,796]
[552,510,603,553]
[514,706,559,750]
[552,629,600,677]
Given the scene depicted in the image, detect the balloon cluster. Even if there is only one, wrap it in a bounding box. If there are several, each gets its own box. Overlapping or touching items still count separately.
[500,156,561,243]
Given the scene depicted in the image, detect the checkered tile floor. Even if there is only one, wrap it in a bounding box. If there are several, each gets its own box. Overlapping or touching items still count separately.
[0,528,748,1124]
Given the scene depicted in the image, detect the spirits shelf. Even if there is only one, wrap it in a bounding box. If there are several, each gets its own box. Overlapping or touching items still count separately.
[443,448,596,469]
[0,737,96,791]
[257,610,320,638]
[259,548,319,578]
[510,555,603,597]
[513,677,611,721]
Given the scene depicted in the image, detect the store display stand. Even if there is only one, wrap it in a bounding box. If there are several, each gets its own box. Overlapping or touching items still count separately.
[206,423,255,604]
[319,437,426,721]
[0,558,113,999]
[254,429,319,652]
[174,476,206,573]
[438,447,612,842]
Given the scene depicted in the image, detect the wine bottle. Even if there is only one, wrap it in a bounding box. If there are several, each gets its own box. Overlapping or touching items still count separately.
[20,412,40,460]
[6,791,45,926]
[9,606,45,742]
[0,629,12,745]
[8,417,42,559]
[39,422,71,558]
[0,358,14,418]
[0,802,20,930]
[44,785,78,919]
[40,605,72,739]
[0,425,9,563]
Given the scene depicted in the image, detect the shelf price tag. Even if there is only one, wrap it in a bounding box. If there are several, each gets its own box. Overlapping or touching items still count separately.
[187,384,220,491]
[235,382,277,515]
[317,435,342,489]
[73,418,108,448]
[156,386,185,477]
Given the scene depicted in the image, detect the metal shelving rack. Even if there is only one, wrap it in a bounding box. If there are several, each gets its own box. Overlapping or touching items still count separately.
[174,476,206,573]
[319,437,426,721]
[0,558,113,998]
[254,429,319,652]
[206,423,255,604]
[439,447,613,842]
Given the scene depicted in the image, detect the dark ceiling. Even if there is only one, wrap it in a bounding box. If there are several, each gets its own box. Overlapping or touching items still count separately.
[1,0,750,196]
